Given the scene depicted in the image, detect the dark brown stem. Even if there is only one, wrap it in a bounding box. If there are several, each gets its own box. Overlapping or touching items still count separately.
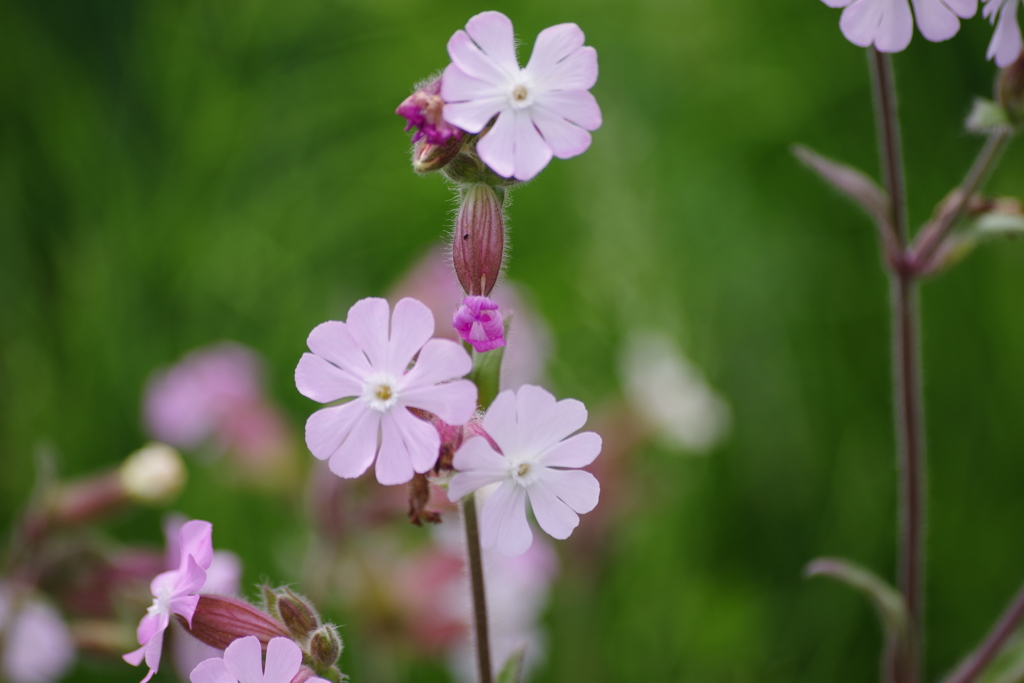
[941,581,1024,683]
[462,493,493,683]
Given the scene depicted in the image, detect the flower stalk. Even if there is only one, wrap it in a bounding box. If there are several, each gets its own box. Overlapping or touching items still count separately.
[462,493,493,683]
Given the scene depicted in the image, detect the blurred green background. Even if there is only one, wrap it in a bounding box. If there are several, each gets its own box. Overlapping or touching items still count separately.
[2,0,1023,681]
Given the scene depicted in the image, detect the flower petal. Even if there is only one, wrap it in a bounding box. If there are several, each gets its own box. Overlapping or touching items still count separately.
[387,298,435,375]
[442,96,507,134]
[224,636,264,683]
[525,23,585,78]
[124,643,149,667]
[168,593,201,628]
[375,410,422,484]
[327,407,380,479]
[447,30,512,86]
[304,400,364,459]
[840,0,914,51]
[534,45,598,92]
[512,110,553,181]
[441,63,504,104]
[401,380,478,426]
[530,106,592,159]
[344,298,390,371]
[481,480,532,557]
[911,0,961,41]
[481,389,520,454]
[136,605,165,643]
[295,353,361,403]
[989,0,1022,67]
[515,385,587,453]
[465,11,519,74]
[822,0,855,7]
[535,89,602,130]
[144,631,165,673]
[394,408,442,475]
[178,520,214,572]
[449,438,509,501]
[306,321,372,380]
[189,658,236,683]
[476,109,517,178]
[538,468,600,514]
[945,0,977,17]
[263,638,303,683]
[538,431,602,468]
[526,480,579,540]
[401,338,472,389]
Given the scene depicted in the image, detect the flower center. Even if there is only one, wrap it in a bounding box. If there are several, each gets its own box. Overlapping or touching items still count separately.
[362,373,400,412]
[509,456,541,487]
[512,85,528,101]
[147,583,172,618]
[508,79,534,110]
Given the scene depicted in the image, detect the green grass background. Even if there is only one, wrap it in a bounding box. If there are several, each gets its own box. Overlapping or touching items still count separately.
[2,0,1024,681]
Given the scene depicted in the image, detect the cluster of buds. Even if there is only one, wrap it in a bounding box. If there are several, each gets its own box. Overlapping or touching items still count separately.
[180,587,346,682]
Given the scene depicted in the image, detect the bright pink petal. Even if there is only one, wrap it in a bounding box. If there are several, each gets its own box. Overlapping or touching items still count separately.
[476,110,517,178]
[442,96,507,134]
[304,400,367,461]
[447,30,511,86]
[538,431,602,468]
[535,90,602,130]
[306,321,372,380]
[538,468,600,514]
[387,298,435,375]
[482,389,519,454]
[515,385,587,453]
[441,63,504,103]
[525,23,585,77]
[169,594,201,629]
[144,631,165,673]
[401,380,477,426]
[263,638,303,683]
[178,520,214,572]
[511,110,553,181]
[401,338,473,389]
[911,0,961,41]
[295,353,361,403]
[124,643,149,667]
[223,636,264,683]
[136,607,165,644]
[190,658,236,683]
[534,46,598,92]
[376,410,421,485]
[526,480,579,540]
[344,298,390,370]
[481,481,532,557]
[530,107,592,159]
[465,11,519,74]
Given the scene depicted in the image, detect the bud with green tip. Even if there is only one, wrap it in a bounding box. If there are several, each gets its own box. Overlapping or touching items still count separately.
[453,183,505,297]
[308,623,343,670]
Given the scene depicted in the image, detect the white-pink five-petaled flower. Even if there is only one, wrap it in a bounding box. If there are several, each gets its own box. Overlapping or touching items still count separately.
[441,11,602,182]
[983,0,1023,67]
[124,520,214,683]
[190,636,329,683]
[296,297,478,486]
[821,0,977,52]
[448,384,601,557]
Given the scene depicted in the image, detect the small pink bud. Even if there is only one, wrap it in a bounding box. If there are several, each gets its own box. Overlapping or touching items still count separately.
[453,296,506,353]
[177,595,289,651]
[452,184,505,297]
[412,136,465,174]
[397,78,462,146]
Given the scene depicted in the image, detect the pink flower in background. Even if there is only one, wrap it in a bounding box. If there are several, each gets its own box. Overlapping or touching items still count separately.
[190,637,328,683]
[448,384,601,557]
[397,78,463,145]
[124,520,214,683]
[453,296,506,353]
[442,11,602,181]
[0,584,75,683]
[821,0,976,52]
[983,0,1023,66]
[296,297,477,485]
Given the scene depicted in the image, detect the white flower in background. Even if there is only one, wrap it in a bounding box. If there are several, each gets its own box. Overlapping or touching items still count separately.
[0,584,75,683]
[619,332,730,454]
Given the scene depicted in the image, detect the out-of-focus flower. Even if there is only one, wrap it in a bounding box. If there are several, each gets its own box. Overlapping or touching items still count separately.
[453,296,506,352]
[397,77,463,145]
[448,385,601,557]
[120,443,187,504]
[821,0,976,52]
[190,636,328,683]
[388,247,552,390]
[619,332,730,454]
[296,297,477,485]
[124,520,213,683]
[0,583,75,683]
[984,0,1023,66]
[442,11,602,181]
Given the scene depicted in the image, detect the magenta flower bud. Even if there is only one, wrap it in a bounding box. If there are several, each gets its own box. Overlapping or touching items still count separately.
[452,184,505,297]
[453,296,506,353]
[177,595,290,651]
[397,78,463,146]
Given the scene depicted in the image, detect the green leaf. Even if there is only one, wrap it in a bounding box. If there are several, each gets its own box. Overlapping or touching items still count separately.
[468,343,506,410]
[806,557,912,683]
[792,145,890,230]
[973,212,1024,237]
[966,98,1013,135]
[496,647,526,683]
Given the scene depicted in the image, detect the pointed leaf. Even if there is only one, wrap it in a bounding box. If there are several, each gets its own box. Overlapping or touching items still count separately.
[793,145,891,230]
[965,99,1012,135]
[496,647,526,683]
[468,342,506,410]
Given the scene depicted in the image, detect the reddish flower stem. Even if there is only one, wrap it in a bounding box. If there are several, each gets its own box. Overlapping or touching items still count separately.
[462,493,493,683]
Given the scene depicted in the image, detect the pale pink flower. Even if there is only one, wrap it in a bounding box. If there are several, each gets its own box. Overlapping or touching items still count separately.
[190,637,328,683]
[448,384,601,557]
[984,0,1023,66]
[452,296,506,353]
[295,297,477,485]
[0,584,75,683]
[441,11,602,181]
[821,0,976,52]
[124,520,214,683]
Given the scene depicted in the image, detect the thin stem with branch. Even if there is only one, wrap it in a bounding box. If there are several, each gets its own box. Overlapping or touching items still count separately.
[942,581,1024,683]
[462,493,493,683]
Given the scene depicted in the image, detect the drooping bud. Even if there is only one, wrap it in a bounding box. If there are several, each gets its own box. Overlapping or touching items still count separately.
[118,443,186,504]
[412,135,466,174]
[998,51,1024,124]
[177,594,289,650]
[453,184,505,297]
[277,589,320,640]
[453,296,506,353]
[307,623,343,670]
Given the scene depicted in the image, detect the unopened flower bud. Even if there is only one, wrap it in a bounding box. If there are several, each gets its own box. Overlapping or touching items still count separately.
[453,184,505,297]
[307,624,343,669]
[177,595,289,650]
[413,136,466,174]
[277,589,320,640]
[453,296,506,353]
[397,78,462,145]
[998,51,1024,124]
[119,442,186,504]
